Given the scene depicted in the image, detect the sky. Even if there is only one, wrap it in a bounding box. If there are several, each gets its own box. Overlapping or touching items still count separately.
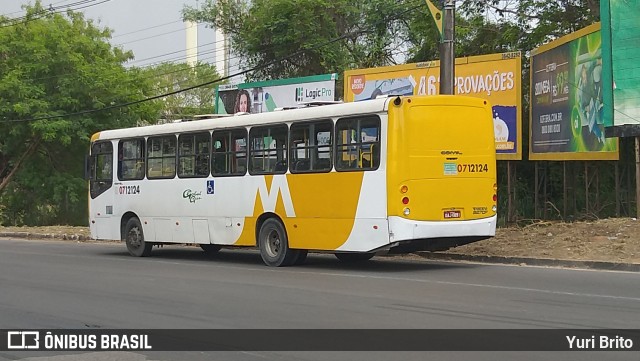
[0,0,221,68]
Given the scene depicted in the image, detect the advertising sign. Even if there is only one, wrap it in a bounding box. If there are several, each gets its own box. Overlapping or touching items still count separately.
[344,53,522,160]
[530,24,618,160]
[601,0,640,137]
[214,74,337,114]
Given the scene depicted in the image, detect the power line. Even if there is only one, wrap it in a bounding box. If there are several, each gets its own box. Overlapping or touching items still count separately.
[0,0,111,28]
[1,2,424,122]
[1,31,360,123]
[112,19,184,39]
[0,0,70,17]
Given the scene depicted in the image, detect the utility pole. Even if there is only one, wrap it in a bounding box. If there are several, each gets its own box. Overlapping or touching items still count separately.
[425,0,456,95]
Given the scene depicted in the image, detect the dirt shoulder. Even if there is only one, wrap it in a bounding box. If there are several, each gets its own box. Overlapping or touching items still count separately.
[1,218,639,264]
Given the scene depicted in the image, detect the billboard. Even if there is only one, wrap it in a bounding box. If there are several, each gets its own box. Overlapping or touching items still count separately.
[215,73,337,114]
[344,52,522,160]
[602,0,640,138]
[530,24,618,160]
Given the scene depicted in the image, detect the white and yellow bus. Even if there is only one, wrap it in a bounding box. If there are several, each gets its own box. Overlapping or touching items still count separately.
[88,95,497,266]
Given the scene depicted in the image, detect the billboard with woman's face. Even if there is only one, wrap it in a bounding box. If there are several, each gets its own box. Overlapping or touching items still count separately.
[215,74,337,115]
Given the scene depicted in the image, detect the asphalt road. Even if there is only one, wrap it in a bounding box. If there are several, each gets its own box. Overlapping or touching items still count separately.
[0,238,639,361]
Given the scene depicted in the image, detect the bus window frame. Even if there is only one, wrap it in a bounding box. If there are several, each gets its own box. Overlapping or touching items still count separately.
[118,138,146,181]
[334,115,381,172]
[289,119,333,174]
[89,140,113,199]
[248,124,289,175]
[147,135,177,180]
[211,128,248,177]
[177,131,211,179]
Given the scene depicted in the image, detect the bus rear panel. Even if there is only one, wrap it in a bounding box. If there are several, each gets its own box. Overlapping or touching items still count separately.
[386,96,497,253]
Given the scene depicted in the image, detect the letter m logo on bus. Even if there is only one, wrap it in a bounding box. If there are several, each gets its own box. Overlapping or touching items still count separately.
[256,175,296,217]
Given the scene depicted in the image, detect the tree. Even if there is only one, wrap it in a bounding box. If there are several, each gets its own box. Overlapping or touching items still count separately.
[0,2,156,225]
[459,0,599,50]
[136,61,221,124]
[182,0,424,80]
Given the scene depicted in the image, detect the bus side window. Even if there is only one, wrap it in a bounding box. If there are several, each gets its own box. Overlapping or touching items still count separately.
[290,120,332,173]
[249,124,288,175]
[147,135,176,179]
[178,132,210,178]
[118,138,145,181]
[335,116,380,172]
[212,128,247,177]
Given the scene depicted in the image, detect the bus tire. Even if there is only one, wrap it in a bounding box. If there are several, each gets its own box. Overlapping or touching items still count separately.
[258,218,299,267]
[124,218,152,257]
[200,244,221,255]
[334,252,374,262]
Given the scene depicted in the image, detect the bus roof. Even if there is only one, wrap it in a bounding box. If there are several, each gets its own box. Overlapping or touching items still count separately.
[94,97,391,141]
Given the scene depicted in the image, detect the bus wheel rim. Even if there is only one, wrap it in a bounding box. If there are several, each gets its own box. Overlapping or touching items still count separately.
[265,230,280,258]
[128,227,142,248]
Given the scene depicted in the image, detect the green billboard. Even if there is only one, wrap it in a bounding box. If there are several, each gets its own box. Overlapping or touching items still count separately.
[602,0,640,137]
[530,24,618,160]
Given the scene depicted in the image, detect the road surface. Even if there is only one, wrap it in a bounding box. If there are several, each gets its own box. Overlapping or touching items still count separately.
[0,238,638,361]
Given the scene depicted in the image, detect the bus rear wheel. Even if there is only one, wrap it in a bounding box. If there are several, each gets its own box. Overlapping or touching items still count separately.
[258,218,300,267]
[124,218,152,257]
[335,252,375,262]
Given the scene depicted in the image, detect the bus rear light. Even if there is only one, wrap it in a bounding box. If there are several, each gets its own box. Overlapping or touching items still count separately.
[492,194,497,202]
[400,185,408,194]
[493,183,497,190]
[402,197,409,205]
[403,208,410,216]
[492,205,497,212]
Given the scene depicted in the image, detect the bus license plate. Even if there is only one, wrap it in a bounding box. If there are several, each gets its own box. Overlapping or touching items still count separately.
[444,210,461,219]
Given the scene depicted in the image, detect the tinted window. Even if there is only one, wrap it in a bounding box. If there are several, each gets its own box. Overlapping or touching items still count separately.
[212,129,247,176]
[249,125,288,174]
[118,139,145,180]
[147,136,176,179]
[178,132,210,178]
[335,116,380,171]
[290,120,332,173]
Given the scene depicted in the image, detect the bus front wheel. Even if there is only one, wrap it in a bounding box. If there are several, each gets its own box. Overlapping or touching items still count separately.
[258,218,299,267]
[124,218,152,257]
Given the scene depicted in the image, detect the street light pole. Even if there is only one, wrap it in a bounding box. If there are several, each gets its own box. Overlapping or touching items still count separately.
[424,0,456,95]
[440,0,455,95]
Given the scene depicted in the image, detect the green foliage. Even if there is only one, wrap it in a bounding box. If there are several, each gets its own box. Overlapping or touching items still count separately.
[0,0,626,226]
[0,1,156,225]
[183,0,426,79]
[135,62,221,123]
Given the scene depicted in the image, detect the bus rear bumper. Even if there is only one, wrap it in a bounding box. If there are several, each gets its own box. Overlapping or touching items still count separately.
[386,215,496,253]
